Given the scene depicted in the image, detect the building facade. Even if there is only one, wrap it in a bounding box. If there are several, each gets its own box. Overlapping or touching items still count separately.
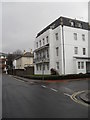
[34,16,90,75]
[0,52,7,72]
[14,52,34,69]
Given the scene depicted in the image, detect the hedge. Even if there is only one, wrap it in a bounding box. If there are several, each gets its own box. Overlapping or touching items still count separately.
[19,73,90,80]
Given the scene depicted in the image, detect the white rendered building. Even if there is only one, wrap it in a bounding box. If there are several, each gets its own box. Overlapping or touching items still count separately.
[34,16,90,75]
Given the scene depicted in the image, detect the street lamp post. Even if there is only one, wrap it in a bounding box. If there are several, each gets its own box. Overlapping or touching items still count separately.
[42,59,44,80]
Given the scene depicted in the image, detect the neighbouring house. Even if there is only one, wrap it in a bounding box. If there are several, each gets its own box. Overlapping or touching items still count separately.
[34,16,90,75]
[0,52,7,73]
[14,51,34,69]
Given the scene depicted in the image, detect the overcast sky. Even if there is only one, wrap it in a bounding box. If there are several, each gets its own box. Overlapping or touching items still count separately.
[2,2,88,53]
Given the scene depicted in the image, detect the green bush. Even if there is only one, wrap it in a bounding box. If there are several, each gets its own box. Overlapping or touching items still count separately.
[19,73,90,80]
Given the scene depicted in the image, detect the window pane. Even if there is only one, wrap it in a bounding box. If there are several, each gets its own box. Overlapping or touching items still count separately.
[43,38,45,45]
[55,33,58,40]
[78,62,80,69]
[82,34,85,41]
[56,47,59,56]
[56,62,59,69]
[81,62,84,69]
[83,48,86,55]
[36,42,38,48]
[47,64,49,70]
[46,36,49,43]
[74,33,77,40]
[74,47,78,54]
[39,40,41,47]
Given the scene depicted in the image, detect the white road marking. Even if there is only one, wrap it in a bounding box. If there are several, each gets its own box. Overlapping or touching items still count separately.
[64,93,71,97]
[50,88,58,92]
[41,85,47,88]
[14,78,25,82]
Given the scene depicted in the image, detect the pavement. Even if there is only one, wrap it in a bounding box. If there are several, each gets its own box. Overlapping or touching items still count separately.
[79,91,90,104]
[13,75,90,105]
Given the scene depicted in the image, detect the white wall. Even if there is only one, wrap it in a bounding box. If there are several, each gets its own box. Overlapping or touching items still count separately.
[34,24,88,75]
[63,26,88,74]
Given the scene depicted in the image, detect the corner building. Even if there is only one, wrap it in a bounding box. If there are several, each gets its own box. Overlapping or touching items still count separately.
[34,16,90,75]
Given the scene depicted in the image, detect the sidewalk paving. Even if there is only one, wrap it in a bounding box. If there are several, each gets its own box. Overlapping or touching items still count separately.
[79,91,90,104]
[13,75,90,83]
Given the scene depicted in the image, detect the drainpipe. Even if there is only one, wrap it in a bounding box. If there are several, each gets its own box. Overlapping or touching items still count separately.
[61,20,65,75]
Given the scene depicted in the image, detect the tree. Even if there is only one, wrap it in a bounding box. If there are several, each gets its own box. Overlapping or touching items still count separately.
[6,49,23,70]
[13,49,23,55]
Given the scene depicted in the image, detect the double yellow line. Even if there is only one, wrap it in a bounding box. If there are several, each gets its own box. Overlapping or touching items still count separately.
[70,90,90,107]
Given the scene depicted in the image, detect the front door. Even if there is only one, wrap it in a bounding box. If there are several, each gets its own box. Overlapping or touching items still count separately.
[86,62,90,73]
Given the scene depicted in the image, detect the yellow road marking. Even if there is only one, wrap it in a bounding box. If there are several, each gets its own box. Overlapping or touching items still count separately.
[70,90,90,107]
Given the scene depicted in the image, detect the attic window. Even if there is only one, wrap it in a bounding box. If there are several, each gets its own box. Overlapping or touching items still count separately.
[69,20,74,27]
[77,22,82,28]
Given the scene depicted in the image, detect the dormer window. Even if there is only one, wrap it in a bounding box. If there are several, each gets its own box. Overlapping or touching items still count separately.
[71,21,74,26]
[69,20,74,27]
[77,22,82,28]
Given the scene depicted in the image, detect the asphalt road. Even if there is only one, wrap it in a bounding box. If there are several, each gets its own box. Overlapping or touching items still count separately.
[2,74,89,118]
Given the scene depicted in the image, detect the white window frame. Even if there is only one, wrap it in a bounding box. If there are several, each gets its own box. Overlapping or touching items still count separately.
[46,36,49,43]
[82,34,85,41]
[74,47,78,54]
[43,38,45,45]
[56,47,59,56]
[56,62,59,69]
[55,33,59,40]
[78,62,80,69]
[36,42,38,48]
[83,48,86,55]
[81,62,84,69]
[39,40,41,47]
[74,33,77,40]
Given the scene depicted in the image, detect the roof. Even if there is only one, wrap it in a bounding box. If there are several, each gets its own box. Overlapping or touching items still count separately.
[15,52,34,60]
[36,16,89,38]
[0,52,7,57]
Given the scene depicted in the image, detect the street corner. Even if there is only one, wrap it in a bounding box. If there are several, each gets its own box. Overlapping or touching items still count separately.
[79,90,90,104]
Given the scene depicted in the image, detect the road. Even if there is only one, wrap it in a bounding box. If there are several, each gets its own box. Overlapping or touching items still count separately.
[2,74,89,118]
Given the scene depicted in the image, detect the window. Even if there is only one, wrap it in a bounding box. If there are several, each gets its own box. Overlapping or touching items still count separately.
[55,33,58,40]
[43,51,46,59]
[78,62,80,69]
[83,48,86,55]
[77,22,82,28]
[71,21,74,26]
[47,49,49,58]
[43,38,45,45]
[36,64,38,71]
[74,47,78,54]
[39,40,41,47]
[40,52,41,59]
[43,64,45,70]
[56,47,59,56]
[46,36,49,43]
[40,64,41,70]
[47,64,49,70]
[56,62,59,69]
[36,53,38,60]
[82,34,85,41]
[36,42,38,48]
[81,62,84,69]
[74,33,77,40]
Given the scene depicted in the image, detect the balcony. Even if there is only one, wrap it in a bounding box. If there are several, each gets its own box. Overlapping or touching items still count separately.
[34,57,49,64]
[34,44,49,52]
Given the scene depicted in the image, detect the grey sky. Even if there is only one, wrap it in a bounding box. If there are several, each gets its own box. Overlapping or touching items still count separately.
[2,2,88,53]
